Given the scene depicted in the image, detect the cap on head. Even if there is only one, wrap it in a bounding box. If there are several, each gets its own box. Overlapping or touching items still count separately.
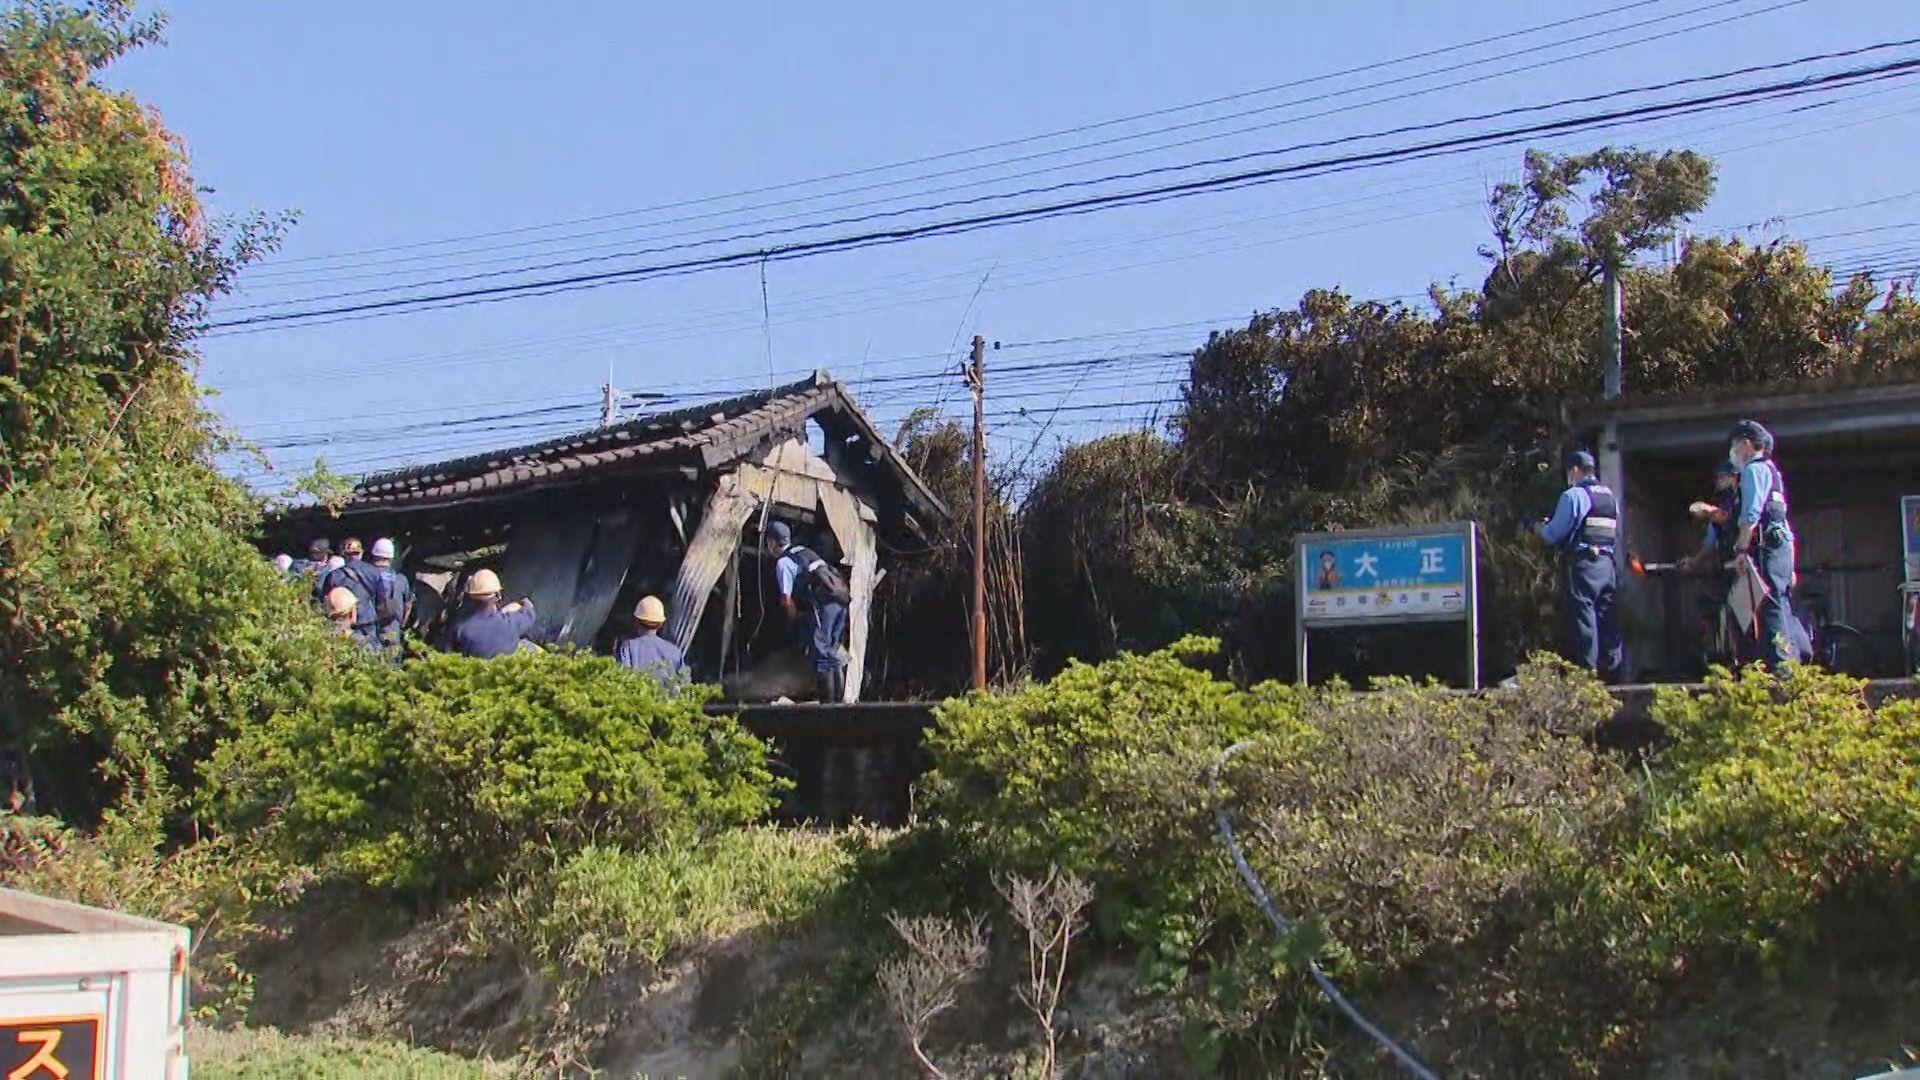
[340,538,365,557]
[466,568,503,598]
[371,538,396,560]
[325,556,345,570]
[1728,419,1773,451]
[634,595,667,626]
[1563,449,1597,472]
[765,521,792,547]
[308,538,331,557]
[273,553,294,572]
[325,586,358,619]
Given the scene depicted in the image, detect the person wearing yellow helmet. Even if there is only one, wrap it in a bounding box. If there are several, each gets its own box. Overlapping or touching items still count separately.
[323,586,378,650]
[614,595,690,687]
[447,568,536,658]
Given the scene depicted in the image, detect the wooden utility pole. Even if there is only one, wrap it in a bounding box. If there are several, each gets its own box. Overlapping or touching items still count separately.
[968,334,988,691]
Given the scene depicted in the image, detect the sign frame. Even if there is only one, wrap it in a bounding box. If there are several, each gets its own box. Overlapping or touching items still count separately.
[1902,495,1920,585]
[1293,521,1480,689]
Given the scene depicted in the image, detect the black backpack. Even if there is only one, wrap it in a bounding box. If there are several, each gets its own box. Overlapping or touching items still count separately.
[784,546,851,606]
[369,567,406,624]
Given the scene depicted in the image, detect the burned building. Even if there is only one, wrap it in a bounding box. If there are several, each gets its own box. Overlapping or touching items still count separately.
[268,373,948,701]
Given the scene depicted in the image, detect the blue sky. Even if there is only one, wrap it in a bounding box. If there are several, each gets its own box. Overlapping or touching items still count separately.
[108,1,1920,487]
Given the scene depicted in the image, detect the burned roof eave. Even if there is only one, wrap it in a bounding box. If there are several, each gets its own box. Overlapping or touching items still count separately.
[269,371,950,534]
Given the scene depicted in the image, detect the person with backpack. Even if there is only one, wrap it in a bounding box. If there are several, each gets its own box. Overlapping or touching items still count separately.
[366,537,414,657]
[320,538,379,642]
[1535,450,1624,682]
[1726,419,1807,669]
[763,520,851,703]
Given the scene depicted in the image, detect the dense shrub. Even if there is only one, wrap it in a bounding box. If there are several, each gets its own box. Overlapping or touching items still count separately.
[203,651,782,892]
[0,1,336,821]
[1608,665,1920,966]
[191,1028,510,1080]
[924,637,1310,936]
[1235,656,1630,978]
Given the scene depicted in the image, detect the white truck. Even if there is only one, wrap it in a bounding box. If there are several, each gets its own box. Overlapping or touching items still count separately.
[0,888,189,1079]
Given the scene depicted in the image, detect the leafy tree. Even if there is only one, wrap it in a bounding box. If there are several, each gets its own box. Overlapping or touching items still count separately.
[274,455,357,512]
[0,2,340,818]
[1026,146,1920,679]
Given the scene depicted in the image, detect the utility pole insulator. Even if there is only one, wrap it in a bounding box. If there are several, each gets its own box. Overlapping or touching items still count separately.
[969,334,988,692]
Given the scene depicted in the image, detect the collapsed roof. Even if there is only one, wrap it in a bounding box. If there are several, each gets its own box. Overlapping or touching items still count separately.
[270,371,947,542]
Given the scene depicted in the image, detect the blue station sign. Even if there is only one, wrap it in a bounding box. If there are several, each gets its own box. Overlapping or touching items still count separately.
[1297,526,1473,625]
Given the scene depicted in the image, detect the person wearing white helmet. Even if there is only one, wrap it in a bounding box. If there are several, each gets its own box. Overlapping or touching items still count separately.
[364,537,414,655]
[614,595,690,687]
[447,568,536,658]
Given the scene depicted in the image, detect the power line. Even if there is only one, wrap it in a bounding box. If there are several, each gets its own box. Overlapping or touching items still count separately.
[223,9,1854,317]
[241,0,1688,275]
[216,76,1915,408]
[236,0,1773,300]
[207,49,1920,333]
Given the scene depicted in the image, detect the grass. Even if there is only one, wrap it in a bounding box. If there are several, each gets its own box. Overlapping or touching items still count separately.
[191,1026,512,1079]
[489,825,881,978]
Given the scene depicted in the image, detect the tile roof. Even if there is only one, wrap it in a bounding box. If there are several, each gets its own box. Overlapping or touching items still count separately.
[321,372,938,517]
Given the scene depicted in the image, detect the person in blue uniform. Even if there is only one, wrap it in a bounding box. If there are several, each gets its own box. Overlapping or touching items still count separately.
[1536,449,1624,682]
[1681,460,1743,665]
[1725,419,1805,669]
[323,586,379,651]
[365,537,414,656]
[614,595,690,687]
[290,538,330,591]
[321,538,380,644]
[763,521,851,703]
[447,569,537,658]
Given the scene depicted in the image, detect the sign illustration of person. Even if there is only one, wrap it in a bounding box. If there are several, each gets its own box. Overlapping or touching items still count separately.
[1315,550,1342,590]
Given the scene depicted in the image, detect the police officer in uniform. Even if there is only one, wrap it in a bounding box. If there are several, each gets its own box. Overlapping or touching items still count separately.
[762,521,851,703]
[1536,450,1624,681]
[1726,419,1804,668]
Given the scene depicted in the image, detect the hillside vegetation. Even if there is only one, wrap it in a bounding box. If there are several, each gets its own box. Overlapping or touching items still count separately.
[5,4,1920,1077]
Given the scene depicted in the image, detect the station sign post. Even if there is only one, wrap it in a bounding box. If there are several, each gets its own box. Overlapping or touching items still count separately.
[1294,522,1480,689]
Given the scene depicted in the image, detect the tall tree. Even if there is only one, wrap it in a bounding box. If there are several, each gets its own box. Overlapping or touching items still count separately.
[1031,147,1919,679]
[0,1,343,817]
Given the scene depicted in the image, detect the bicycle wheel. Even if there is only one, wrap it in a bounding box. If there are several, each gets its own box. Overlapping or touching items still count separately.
[1816,623,1877,678]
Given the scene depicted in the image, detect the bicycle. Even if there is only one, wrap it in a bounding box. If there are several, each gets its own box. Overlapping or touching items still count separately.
[1902,581,1920,676]
[1631,558,1739,675]
[1791,562,1881,678]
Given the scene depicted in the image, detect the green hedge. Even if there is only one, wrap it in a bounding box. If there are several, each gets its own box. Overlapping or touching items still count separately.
[923,641,1920,1074]
[204,651,781,892]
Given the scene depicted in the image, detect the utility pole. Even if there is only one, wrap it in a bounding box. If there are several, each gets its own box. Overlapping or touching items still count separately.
[968,334,988,692]
[1600,260,1623,401]
[1599,259,1631,675]
[601,378,618,428]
